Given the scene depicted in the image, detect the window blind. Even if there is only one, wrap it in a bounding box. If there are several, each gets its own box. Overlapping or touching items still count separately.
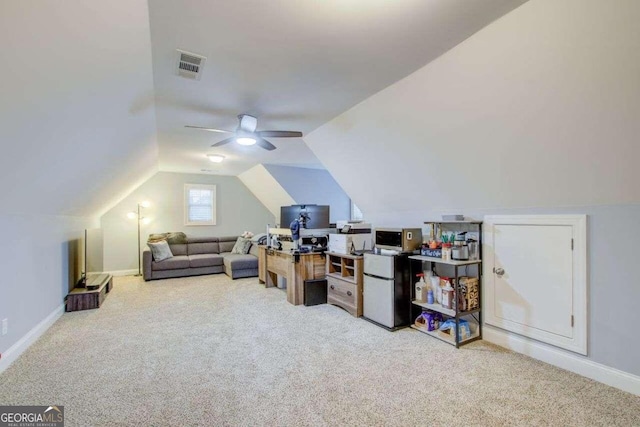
[184,184,216,225]
[188,188,213,222]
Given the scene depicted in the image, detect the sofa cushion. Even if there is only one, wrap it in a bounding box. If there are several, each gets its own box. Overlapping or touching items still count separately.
[189,254,224,268]
[218,237,237,253]
[169,243,187,256]
[223,254,258,270]
[148,240,173,262]
[187,237,219,244]
[188,242,220,255]
[152,255,190,271]
[248,243,259,257]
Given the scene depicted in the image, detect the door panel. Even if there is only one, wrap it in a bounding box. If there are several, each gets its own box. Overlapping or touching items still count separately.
[493,224,573,338]
[364,253,394,279]
[363,275,394,328]
[483,215,587,355]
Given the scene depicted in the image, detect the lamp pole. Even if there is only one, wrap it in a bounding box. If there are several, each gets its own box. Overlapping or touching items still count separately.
[129,202,149,277]
[136,203,142,276]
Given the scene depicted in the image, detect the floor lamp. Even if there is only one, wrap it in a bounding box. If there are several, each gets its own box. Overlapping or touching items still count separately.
[128,201,150,276]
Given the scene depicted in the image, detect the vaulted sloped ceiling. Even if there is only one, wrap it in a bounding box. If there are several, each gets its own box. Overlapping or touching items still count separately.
[0,1,159,218]
[305,0,640,220]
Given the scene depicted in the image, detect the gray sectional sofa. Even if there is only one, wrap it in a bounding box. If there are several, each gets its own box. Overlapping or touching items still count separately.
[143,236,259,281]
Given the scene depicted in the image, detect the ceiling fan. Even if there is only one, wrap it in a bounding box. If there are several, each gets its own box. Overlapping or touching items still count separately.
[185,114,303,151]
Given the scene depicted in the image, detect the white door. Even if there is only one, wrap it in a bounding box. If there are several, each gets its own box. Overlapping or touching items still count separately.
[363,275,394,328]
[484,215,587,355]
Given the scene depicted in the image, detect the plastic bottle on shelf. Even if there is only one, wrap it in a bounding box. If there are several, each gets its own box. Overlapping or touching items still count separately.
[427,289,434,305]
[414,273,427,302]
[430,275,441,303]
[441,280,454,309]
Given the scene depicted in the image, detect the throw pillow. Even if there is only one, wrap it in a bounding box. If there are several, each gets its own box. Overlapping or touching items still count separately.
[231,237,252,255]
[148,240,173,262]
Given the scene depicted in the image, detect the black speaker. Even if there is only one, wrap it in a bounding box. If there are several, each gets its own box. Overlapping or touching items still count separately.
[304,278,327,306]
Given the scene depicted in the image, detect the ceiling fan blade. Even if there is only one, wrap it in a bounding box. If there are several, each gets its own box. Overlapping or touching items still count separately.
[256,137,276,151]
[185,125,232,133]
[257,130,303,138]
[211,137,235,147]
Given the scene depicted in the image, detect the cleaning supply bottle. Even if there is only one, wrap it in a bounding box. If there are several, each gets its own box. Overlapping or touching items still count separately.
[430,275,441,303]
[441,278,454,309]
[415,273,427,302]
[427,289,434,305]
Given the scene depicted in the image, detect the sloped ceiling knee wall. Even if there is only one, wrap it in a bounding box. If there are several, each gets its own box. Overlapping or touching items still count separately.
[305,0,640,223]
[238,165,296,224]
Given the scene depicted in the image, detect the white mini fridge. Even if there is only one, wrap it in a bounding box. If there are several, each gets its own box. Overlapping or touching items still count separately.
[363,252,411,330]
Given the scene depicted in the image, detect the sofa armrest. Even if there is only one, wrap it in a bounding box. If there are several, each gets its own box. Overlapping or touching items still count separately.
[143,248,153,281]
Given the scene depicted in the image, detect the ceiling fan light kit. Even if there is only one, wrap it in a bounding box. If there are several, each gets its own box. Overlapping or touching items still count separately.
[186,114,303,152]
[207,154,225,163]
[236,137,256,146]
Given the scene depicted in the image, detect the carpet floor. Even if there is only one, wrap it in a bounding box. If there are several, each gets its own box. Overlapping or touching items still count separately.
[0,275,638,426]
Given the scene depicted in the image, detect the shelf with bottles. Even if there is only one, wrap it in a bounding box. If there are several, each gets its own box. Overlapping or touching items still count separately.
[409,255,481,266]
[421,221,482,263]
[411,299,481,318]
[409,252,482,348]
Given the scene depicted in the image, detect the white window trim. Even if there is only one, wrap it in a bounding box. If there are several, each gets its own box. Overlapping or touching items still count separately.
[184,184,217,226]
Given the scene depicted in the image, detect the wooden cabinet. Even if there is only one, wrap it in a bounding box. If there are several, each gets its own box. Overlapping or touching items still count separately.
[258,245,266,283]
[326,252,363,317]
[259,246,326,305]
[66,274,113,312]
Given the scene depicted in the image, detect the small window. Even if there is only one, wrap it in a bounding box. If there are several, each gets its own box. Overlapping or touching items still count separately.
[185,184,216,226]
[350,200,363,221]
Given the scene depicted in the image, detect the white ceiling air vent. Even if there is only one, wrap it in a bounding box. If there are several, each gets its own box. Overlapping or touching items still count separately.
[175,49,206,80]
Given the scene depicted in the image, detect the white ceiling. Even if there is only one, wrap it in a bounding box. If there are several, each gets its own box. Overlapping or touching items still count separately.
[147,0,528,176]
[0,1,159,217]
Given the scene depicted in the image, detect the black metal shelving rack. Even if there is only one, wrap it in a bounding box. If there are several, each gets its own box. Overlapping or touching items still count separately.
[409,221,483,348]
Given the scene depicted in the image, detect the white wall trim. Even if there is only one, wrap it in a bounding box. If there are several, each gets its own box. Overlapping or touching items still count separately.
[484,326,640,397]
[0,304,65,374]
[107,269,138,277]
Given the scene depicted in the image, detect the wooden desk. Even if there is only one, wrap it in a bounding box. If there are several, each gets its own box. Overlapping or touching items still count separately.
[258,246,326,305]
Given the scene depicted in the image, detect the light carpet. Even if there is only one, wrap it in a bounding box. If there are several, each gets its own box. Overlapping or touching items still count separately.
[1,275,638,426]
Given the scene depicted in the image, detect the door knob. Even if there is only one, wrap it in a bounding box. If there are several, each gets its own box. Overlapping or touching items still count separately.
[494,267,505,277]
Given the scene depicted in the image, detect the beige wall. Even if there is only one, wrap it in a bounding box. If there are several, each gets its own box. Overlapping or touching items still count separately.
[101,172,274,272]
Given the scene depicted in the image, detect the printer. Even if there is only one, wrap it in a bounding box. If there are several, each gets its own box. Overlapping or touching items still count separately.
[329,222,373,254]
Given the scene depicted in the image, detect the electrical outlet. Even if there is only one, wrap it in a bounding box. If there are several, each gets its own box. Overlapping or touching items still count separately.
[2,319,7,335]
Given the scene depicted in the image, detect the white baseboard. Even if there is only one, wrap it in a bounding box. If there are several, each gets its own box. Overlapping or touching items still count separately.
[484,326,640,396]
[107,269,138,277]
[0,304,65,374]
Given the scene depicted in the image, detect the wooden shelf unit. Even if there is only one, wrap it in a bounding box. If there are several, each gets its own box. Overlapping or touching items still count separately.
[325,252,363,317]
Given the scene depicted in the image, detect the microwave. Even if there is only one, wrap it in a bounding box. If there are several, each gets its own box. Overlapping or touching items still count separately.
[374,228,423,253]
